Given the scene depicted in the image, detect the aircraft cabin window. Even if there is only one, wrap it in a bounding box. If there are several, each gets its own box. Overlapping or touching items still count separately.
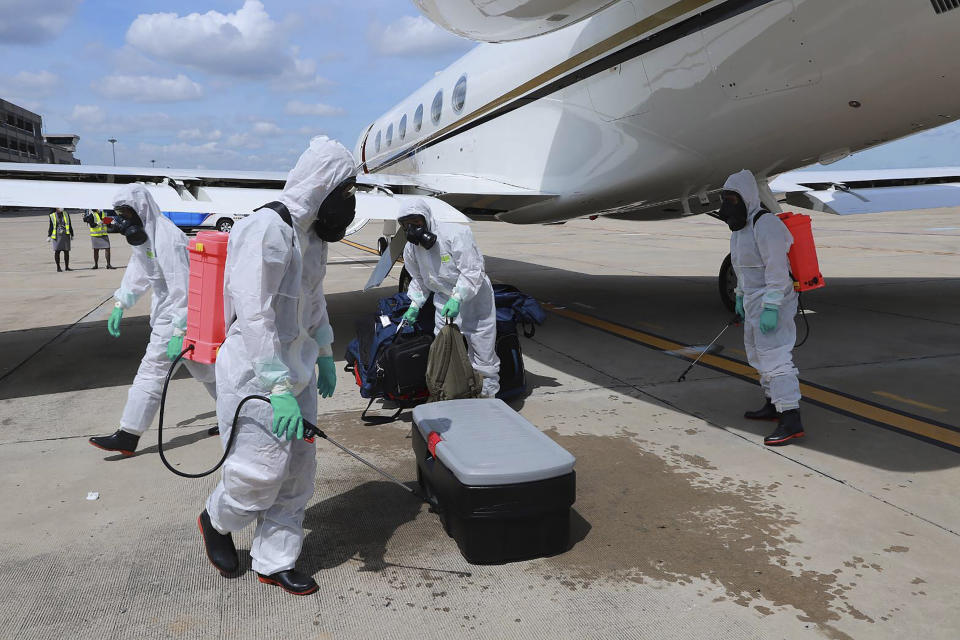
[414,104,423,132]
[375,130,381,153]
[386,123,394,147]
[399,114,407,140]
[431,90,443,125]
[452,75,467,114]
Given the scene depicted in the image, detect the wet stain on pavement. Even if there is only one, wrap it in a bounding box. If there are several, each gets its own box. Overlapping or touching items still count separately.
[540,430,869,640]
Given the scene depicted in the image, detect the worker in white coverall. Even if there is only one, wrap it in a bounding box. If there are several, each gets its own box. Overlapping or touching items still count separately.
[719,169,804,446]
[198,136,355,596]
[399,198,500,397]
[89,185,216,457]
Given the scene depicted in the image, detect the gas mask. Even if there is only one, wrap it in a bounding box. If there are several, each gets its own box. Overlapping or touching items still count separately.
[313,177,357,242]
[112,206,149,246]
[717,191,747,232]
[405,224,437,249]
[399,215,437,250]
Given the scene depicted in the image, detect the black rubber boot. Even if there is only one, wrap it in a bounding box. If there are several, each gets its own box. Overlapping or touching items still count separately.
[88,429,140,456]
[764,409,805,446]
[198,510,239,577]
[257,570,319,596]
[745,398,780,421]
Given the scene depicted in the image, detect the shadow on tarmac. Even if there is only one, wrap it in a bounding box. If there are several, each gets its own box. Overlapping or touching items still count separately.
[95,425,216,462]
[4,264,959,475]
[300,480,423,574]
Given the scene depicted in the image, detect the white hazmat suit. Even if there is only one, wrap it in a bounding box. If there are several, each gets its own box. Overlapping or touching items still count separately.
[402,199,500,397]
[726,169,801,412]
[113,185,216,436]
[205,136,353,576]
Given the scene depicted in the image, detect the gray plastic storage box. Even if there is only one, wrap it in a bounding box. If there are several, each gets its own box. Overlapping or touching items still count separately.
[412,398,576,564]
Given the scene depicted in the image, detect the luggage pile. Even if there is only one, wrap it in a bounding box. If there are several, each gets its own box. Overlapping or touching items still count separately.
[344,285,545,421]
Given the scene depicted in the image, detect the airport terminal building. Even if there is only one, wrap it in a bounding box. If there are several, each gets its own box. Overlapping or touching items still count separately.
[0,98,79,165]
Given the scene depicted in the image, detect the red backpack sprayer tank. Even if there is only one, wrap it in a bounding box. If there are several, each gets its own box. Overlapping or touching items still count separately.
[156,230,434,506]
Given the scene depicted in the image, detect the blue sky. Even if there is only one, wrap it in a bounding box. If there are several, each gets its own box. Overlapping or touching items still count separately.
[2,0,958,172]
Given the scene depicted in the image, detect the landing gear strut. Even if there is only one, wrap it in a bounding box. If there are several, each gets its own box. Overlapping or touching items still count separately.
[718,253,737,312]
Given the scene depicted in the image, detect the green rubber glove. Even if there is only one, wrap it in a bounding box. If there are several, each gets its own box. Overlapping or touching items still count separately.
[317,355,337,398]
[107,307,124,338]
[441,297,460,319]
[270,393,304,441]
[735,295,744,320]
[166,334,184,361]
[402,305,419,323]
[759,306,779,334]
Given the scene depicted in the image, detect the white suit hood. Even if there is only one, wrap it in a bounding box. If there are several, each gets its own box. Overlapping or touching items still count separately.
[279,135,356,234]
[399,198,437,232]
[111,184,192,331]
[723,169,762,217]
[113,184,163,239]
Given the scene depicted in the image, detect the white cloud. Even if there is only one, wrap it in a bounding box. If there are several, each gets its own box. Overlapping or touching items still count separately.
[95,74,204,103]
[178,128,222,142]
[284,101,345,117]
[4,71,61,97]
[69,105,108,127]
[125,0,327,90]
[0,0,81,45]
[225,133,262,150]
[252,121,283,135]
[369,16,473,57]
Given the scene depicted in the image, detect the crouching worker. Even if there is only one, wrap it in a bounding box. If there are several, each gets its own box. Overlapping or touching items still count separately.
[719,170,804,446]
[89,185,216,457]
[399,198,500,398]
[199,136,355,596]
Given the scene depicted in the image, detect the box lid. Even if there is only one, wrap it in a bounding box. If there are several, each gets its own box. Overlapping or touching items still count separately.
[412,399,575,486]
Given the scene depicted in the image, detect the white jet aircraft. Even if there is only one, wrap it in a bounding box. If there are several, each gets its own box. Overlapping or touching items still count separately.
[2,0,959,308]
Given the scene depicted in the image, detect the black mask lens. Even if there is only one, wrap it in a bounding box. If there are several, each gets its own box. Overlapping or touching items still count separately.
[315,180,357,242]
[113,209,149,246]
[717,195,747,232]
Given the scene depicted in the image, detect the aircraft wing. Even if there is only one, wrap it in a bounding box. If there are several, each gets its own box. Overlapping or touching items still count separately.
[358,172,555,215]
[0,162,469,234]
[770,167,960,215]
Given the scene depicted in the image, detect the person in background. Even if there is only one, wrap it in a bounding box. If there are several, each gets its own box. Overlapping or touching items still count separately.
[399,198,500,398]
[83,209,114,269]
[88,185,216,457]
[718,169,804,446]
[48,207,74,272]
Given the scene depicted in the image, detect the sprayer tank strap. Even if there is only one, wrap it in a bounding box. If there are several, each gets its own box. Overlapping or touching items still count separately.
[255,201,294,229]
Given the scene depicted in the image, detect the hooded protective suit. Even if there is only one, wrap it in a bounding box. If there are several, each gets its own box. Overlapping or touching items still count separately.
[112,185,216,435]
[205,136,354,576]
[402,199,500,396]
[725,170,801,412]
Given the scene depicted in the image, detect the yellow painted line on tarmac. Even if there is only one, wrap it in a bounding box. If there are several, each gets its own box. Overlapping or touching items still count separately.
[872,391,950,414]
[546,305,960,451]
[340,239,380,256]
[339,240,960,451]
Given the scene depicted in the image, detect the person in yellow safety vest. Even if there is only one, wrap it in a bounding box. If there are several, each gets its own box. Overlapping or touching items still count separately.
[83,209,114,269]
[47,208,74,272]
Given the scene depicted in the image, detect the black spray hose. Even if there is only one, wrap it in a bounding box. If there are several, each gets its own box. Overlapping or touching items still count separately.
[157,346,437,505]
[795,291,811,348]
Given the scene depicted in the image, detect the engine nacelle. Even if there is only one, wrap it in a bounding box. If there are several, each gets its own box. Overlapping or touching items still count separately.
[413,0,619,42]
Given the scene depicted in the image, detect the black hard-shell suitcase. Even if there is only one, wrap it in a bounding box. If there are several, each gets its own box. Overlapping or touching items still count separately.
[378,332,433,398]
[495,320,527,400]
[413,399,576,564]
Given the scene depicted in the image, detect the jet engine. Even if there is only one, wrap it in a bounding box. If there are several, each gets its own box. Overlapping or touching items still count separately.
[413,0,619,42]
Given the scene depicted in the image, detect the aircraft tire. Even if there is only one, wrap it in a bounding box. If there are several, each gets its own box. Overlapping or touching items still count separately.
[718,253,737,312]
[398,267,411,293]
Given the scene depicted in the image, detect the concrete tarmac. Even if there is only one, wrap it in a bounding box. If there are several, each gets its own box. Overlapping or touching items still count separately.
[1,206,958,639]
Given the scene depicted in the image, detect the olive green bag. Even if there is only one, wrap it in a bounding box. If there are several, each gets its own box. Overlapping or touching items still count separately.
[426,322,483,402]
